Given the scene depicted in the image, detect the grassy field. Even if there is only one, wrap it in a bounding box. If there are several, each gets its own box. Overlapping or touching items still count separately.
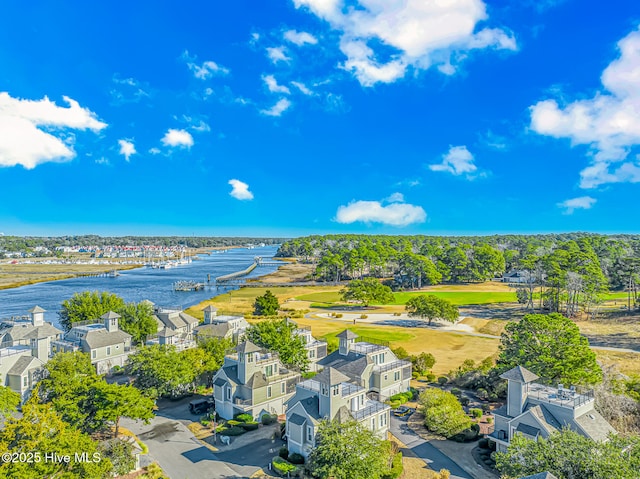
[246,260,314,283]
[295,290,517,306]
[596,350,640,376]
[0,262,141,290]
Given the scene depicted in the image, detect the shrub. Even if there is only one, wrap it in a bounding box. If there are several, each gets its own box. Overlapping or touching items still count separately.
[227,420,242,426]
[382,452,403,479]
[279,447,289,460]
[272,457,297,476]
[460,397,470,407]
[470,408,483,419]
[201,419,210,427]
[412,372,420,379]
[235,413,254,423]
[389,400,401,409]
[478,438,489,449]
[239,422,259,431]
[426,373,436,383]
[476,388,488,399]
[360,314,368,319]
[437,376,448,385]
[288,453,305,465]
[486,416,493,424]
[335,313,343,318]
[481,403,491,413]
[451,388,461,396]
[262,414,277,425]
[419,388,472,437]
[223,426,246,436]
[449,423,480,443]
[393,312,402,316]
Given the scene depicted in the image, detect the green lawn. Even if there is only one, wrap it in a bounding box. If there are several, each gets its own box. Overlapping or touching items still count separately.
[321,326,415,345]
[297,290,517,306]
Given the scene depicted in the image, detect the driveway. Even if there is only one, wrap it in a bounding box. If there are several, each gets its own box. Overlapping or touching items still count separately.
[121,396,283,479]
[390,415,473,479]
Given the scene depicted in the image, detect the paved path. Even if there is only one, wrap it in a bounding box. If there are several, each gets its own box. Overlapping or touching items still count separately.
[390,416,473,479]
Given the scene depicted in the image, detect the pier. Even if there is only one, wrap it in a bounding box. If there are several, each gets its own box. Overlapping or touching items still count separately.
[173,280,205,292]
[75,270,121,278]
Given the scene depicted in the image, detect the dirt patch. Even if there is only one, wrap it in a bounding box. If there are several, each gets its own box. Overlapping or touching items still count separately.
[459,304,526,321]
[249,261,315,283]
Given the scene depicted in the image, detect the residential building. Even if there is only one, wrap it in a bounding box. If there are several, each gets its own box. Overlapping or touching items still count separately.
[194,305,249,343]
[148,305,199,350]
[293,325,327,372]
[316,329,412,401]
[285,366,391,459]
[53,312,132,374]
[211,340,301,420]
[490,366,615,453]
[0,306,62,400]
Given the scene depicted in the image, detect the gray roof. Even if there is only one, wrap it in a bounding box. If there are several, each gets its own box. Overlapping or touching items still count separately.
[336,329,358,340]
[523,405,560,434]
[245,371,268,388]
[317,350,371,381]
[298,396,321,421]
[7,355,43,376]
[334,405,354,423]
[213,378,227,387]
[155,311,196,330]
[288,413,307,426]
[101,311,121,320]
[195,323,232,338]
[315,367,350,386]
[500,366,539,383]
[28,305,46,313]
[516,423,541,437]
[203,305,217,312]
[221,365,239,385]
[83,329,131,349]
[236,341,262,354]
[492,405,511,419]
[158,328,178,337]
[519,473,558,479]
[3,322,62,341]
[575,409,616,442]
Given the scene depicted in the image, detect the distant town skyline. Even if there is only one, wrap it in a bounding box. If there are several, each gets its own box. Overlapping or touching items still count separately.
[1,0,639,236]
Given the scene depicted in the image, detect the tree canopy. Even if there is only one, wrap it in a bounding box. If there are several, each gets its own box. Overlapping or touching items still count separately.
[308,420,392,479]
[418,388,472,437]
[117,301,157,344]
[340,277,394,306]
[405,295,459,325]
[253,290,280,316]
[497,313,602,386]
[495,428,640,479]
[0,386,20,417]
[245,319,309,371]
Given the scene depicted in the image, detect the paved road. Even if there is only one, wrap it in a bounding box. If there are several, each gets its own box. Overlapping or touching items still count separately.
[390,415,473,479]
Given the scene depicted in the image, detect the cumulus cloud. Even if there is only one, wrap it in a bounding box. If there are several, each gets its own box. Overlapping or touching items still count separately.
[260,99,292,117]
[291,81,314,95]
[292,0,516,86]
[335,198,426,226]
[266,46,291,63]
[262,75,291,94]
[284,30,318,46]
[161,129,194,148]
[530,26,640,188]
[228,179,254,200]
[385,192,405,203]
[429,146,480,177]
[0,92,106,169]
[557,196,597,214]
[182,50,229,79]
[118,139,136,161]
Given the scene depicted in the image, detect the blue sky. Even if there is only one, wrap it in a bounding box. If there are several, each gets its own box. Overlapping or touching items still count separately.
[1,0,639,237]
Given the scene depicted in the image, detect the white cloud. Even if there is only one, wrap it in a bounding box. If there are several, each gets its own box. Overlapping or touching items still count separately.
[95,157,111,166]
[385,192,404,203]
[148,147,161,155]
[530,26,640,188]
[262,75,291,94]
[557,196,597,214]
[0,92,106,169]
[429,146,479,177]
[182,50,229,79]
[118,139,136,161]
[292,0,516,86]
[228,179,254,200]
[335,199,426,226]
[260,99,292,117]
[284,30,318,46]
[161,129,194,148]
[191,121,211,132]
[291,81,314,95]
[110,76,149,105]
[266,46,291,63]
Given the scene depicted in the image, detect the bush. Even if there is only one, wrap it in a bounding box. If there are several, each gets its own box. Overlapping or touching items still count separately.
[451,388,461,396]
[419,388,472,437]
[301,371,318,380]
[481,403,491,413]
[470,408,483,419]
[438,376,448,385]
[272,457,297,476]
[235,413,254,423]
[262,414,277,425]
[223,426,246,436]
[393,312,402,316]
[389,391,413,405]
[478,438,489,449]
[449,423,480,443]
[227,420,242,426]
[201,419,210,427]
[288,453,305,465]
[412,372,420,379]
[486,416,493,424]
[239,422,259,431]
[335,313,343,318]
[389,400,401,409]
[460,397,470,407]
[279,447,289,460]
[360,314,368,319]
[426,373,436,383]
[382,452,403,479]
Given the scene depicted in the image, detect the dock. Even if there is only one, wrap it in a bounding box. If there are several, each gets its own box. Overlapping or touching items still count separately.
[173,280,205,292]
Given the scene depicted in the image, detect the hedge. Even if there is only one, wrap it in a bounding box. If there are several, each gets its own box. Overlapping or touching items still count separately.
[288,453,305,465]
[239,422,259,431]
[262,414,277,425]
[272,457,297,476]
[222,426,246,436]
[382,452,403,479]
[235,413,254,423]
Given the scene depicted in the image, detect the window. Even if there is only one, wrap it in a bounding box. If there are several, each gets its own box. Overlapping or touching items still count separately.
[371,417,376,430]
[394,371,400,381]
[265,365,273,377]
[267,386,272,398]
[226,387,231,400]
[23,376,28,387]
[247,353,253,363]
[384,374,388,381]
[307,426,313,442]
[379,414,384,428]
[309,349,315,359]
[116,345,119,349]
[281,382,285,394]
[91,350,96,359]
[332,385,339,396]
[106,346,111,355]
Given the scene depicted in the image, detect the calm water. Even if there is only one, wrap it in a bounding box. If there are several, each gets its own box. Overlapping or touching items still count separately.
[0,245,280,328]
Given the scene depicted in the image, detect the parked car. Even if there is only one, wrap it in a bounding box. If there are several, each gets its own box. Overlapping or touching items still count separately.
[189,398,215,415]
[393,406,412,417]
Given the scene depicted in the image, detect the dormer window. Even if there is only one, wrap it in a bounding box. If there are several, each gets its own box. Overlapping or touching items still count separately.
[247,353,253,363]
[332,385,339,396]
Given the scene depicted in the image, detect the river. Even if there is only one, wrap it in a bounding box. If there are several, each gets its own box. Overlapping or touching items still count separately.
[0,245,281,328]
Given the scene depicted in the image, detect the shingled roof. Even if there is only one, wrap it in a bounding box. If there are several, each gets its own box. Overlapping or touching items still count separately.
[236,341,262,354]
[336,329,358,340]
[500,365,539,383]
[315,367,350,386]
[28,305,46,313]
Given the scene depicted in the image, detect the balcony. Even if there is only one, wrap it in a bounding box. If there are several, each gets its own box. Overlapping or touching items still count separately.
[527,383,594,410]
[233,397,253,406]
[373,359,411,374]
[351,400,389,421]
